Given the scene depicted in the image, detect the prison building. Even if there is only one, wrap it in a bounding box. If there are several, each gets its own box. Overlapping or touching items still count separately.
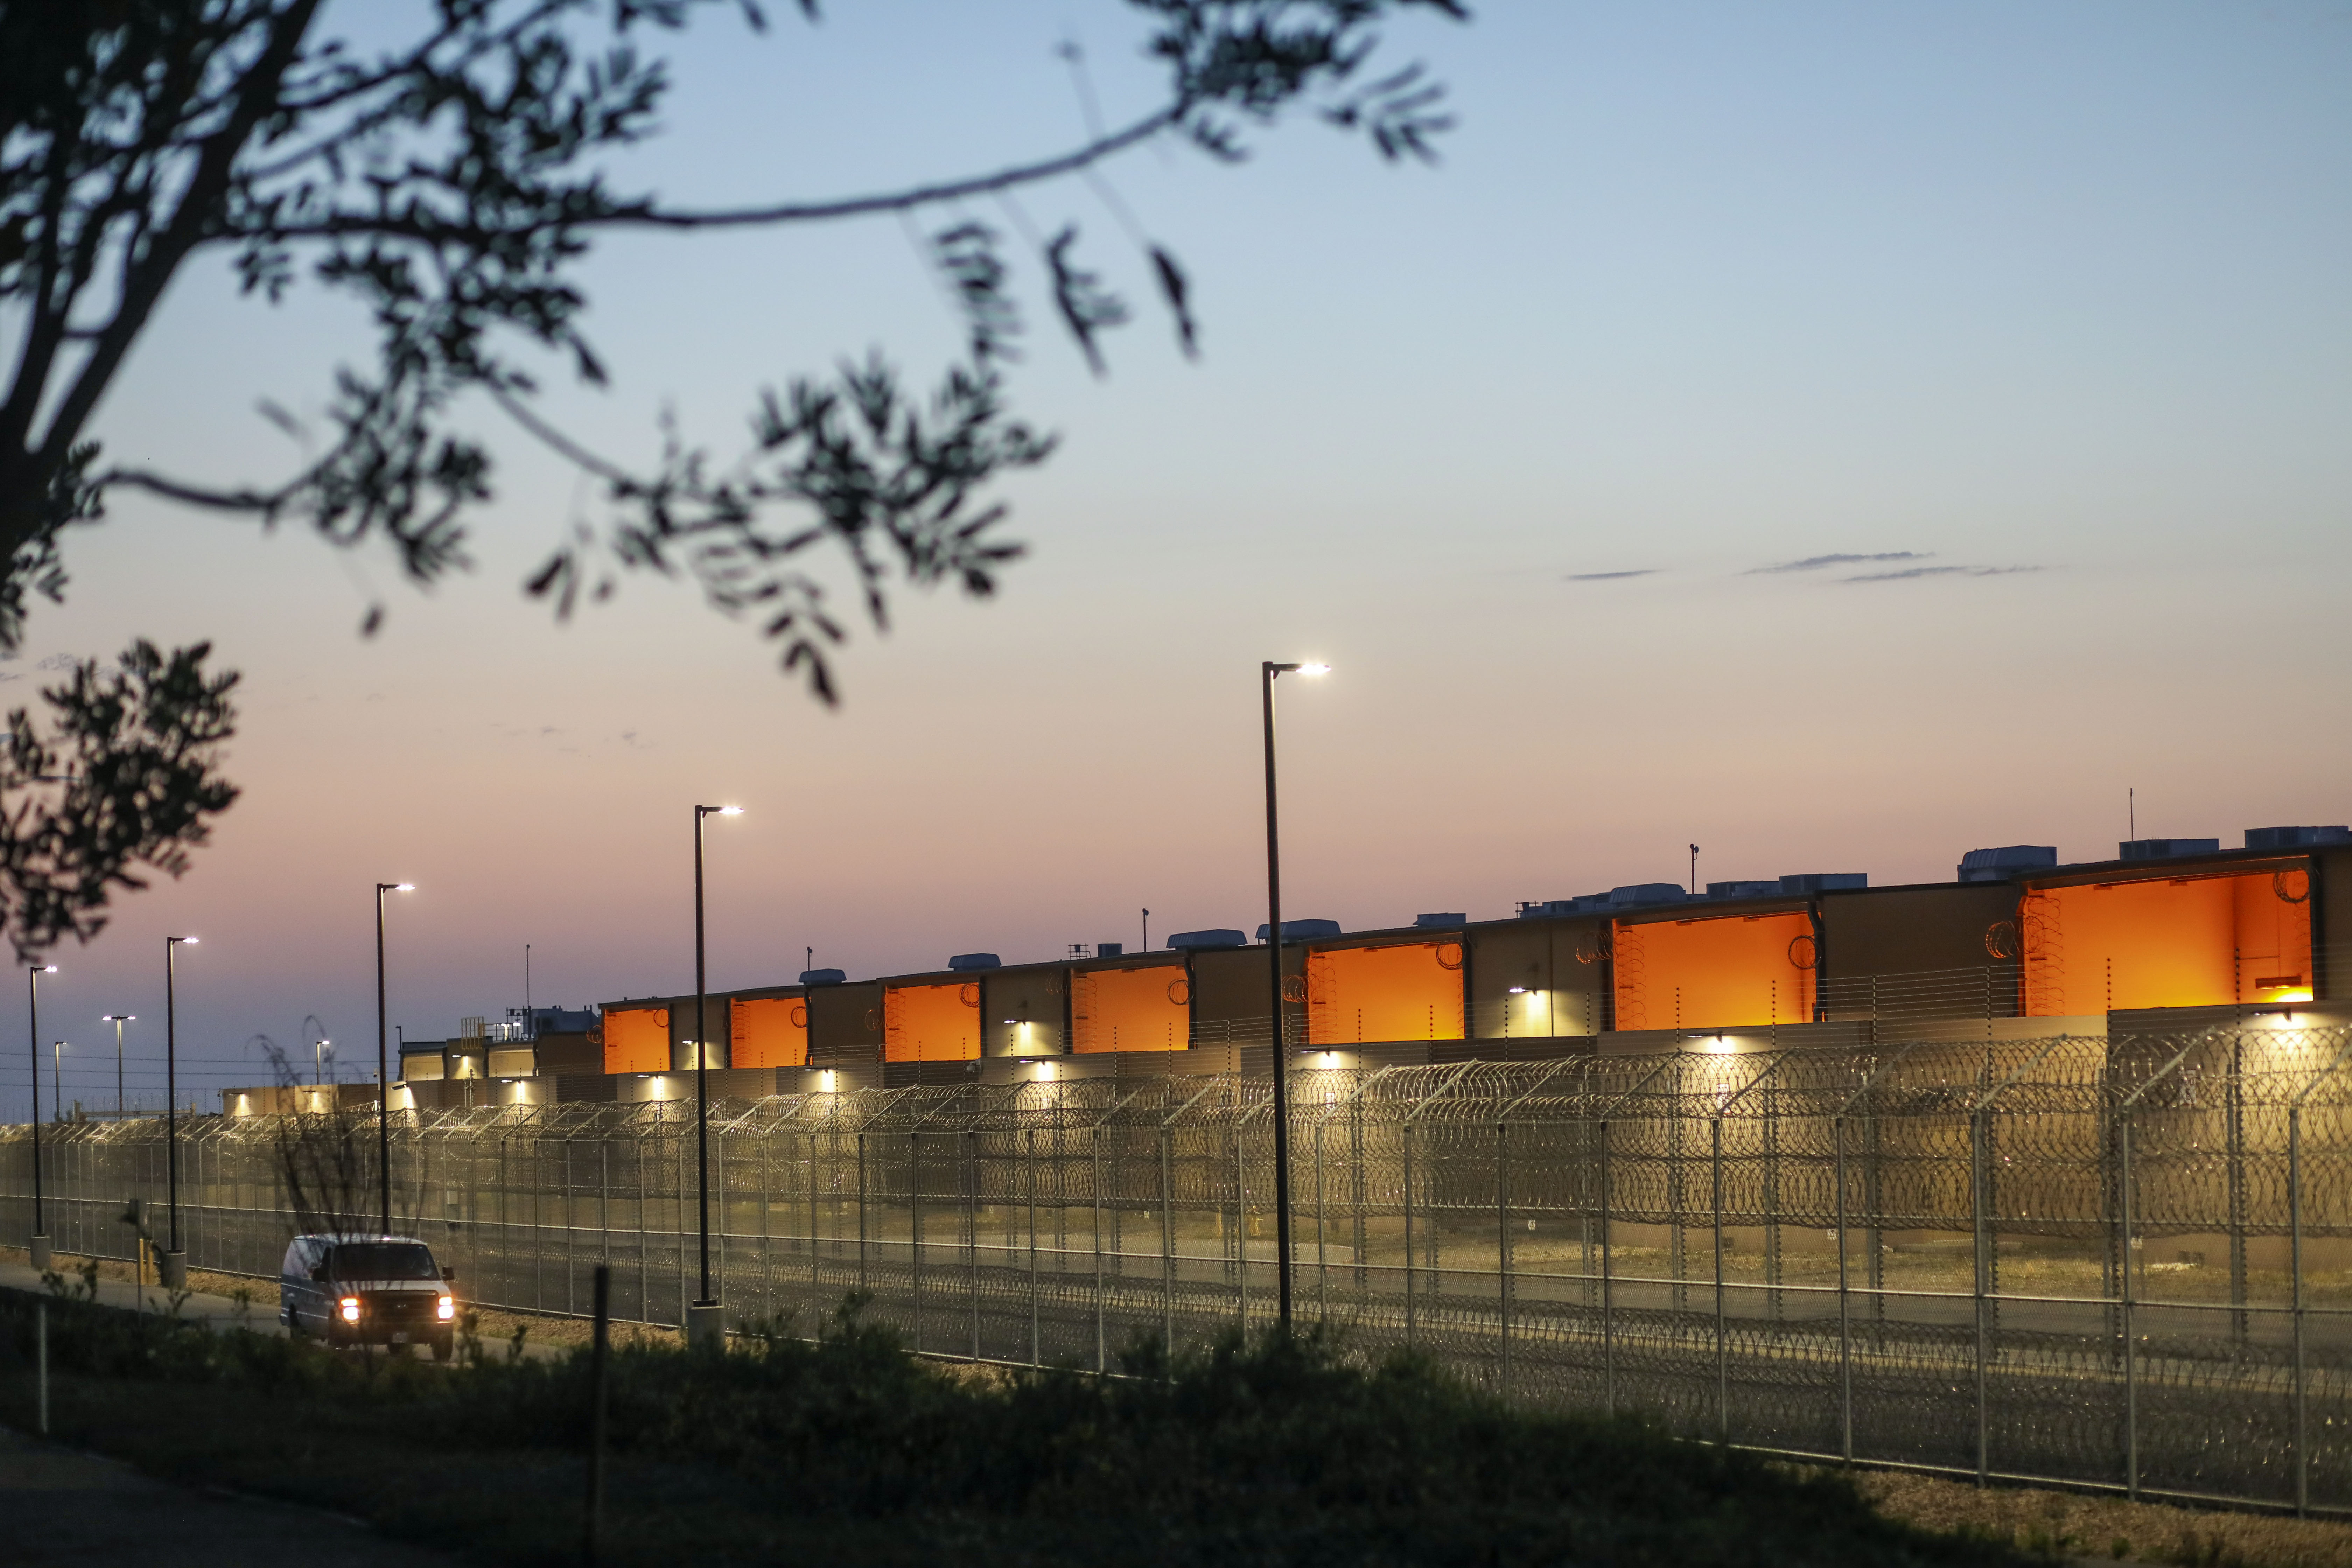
[369,824,2352,1109]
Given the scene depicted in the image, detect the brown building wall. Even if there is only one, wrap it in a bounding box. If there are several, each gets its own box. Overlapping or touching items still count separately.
[806,981,884,1065]
[981,965,1068,1056]
[1188,944,1307,1043]
[1466,918,1606,1039]
[1820,883,2018,979]
[2320,848,2352,1001]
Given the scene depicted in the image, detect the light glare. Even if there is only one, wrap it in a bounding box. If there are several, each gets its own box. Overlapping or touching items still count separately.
[1297,662,1331,676]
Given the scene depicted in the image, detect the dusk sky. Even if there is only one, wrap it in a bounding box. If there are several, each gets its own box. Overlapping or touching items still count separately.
[4,0,2347,1118]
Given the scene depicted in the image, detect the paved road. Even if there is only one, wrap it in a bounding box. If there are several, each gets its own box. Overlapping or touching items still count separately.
[0,1423,453,1567]
[0,1261,285,1334]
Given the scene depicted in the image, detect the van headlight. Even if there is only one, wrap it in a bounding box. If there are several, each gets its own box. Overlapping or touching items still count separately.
[436,1295,455,1321]
[340,1296,362,1323]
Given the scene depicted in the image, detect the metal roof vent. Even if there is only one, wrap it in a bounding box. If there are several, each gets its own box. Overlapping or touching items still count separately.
[1957,846,2056,882]
[2119,839,2219,861]
[947,952,1001,972]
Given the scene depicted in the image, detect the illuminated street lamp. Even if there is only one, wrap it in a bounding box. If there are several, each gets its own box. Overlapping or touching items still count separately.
[102,1014,134,1119]
[164,937,197,1288]
[1260,659,1329,1329]
[689,804,743,1350]
[375,885,413,1233]
[26,962,56,1270]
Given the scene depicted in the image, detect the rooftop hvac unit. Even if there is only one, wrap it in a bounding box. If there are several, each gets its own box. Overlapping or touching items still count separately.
[1608,883,1687,907]
[1256,918,1343,942]
[2119,838,2219,861]
[947,953,1001,972]
[1413,913,1466,929]
[1779,873,1867,894]
[798,968,846,986]
[1097,942,1125,958]
[2244,825,2351,849]
[1168,928,1246,951]
[1705,880,1783,899]
[1957,845,2057,882]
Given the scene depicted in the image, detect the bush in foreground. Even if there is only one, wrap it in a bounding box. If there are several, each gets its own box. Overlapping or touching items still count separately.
[0,1286,2025,1567]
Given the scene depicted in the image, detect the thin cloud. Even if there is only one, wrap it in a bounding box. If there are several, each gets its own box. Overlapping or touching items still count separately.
[1748,552,1931,575]
[1565,569,1660,582]
[1841,564,2043,583]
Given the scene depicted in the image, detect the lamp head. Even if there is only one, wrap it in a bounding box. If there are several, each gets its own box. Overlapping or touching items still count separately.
[31,963,56,973]
[1297,662,1331,677]
[169,935,197,945]
[699,804,744,818]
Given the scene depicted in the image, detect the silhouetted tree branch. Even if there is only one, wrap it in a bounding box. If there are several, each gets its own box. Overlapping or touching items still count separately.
[0,0,1460,941]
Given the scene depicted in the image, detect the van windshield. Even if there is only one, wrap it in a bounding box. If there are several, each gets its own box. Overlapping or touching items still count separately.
[329,1243,437,1280]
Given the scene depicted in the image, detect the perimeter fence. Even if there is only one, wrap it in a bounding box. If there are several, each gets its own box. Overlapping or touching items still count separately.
[5,1026,2351,1514]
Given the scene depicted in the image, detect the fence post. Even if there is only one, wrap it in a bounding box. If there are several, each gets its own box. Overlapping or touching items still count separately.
[584,1264,609,1566]
[911,1132,924,1354]
[1316,1119,1328,1325]
[856,1132,868,1296]
[1712,1115,1727,1444]
[1160,1125,1174,1360]
[1093,1125,1106,1374]
[968,1129,981,1363]
[1234,1125,1246,1331]
[2121,1112,2138,1501]
[1973,1105,1989,1486]
[1498,1119,1512,1400]
[2291,1103,2306,1518]
[1029,1126,1041,1368]
[1601,1118,1615,1418]
[1835,1113,1853,1463]
[1403,1120,1417,1349]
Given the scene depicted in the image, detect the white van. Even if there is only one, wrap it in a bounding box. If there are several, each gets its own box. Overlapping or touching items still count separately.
[279,1233,457,1359]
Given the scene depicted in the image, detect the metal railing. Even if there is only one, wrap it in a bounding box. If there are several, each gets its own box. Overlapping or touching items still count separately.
[4,1024,2349,1514]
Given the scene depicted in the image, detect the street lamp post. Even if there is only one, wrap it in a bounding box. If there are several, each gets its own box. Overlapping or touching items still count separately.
[163,937,197,1288]
[102,1015,134,1119]
[374,885,414,1236]
[688,804,743,1350]
[1260,658,1328,1330]
[26,963,56,1270]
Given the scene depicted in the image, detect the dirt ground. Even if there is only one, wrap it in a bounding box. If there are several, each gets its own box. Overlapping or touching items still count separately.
[1836,1467,2352,1567]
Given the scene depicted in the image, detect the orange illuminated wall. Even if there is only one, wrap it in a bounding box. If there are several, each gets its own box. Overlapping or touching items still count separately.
[1072,965,1189,1053]
[603,1006,670,1074]
[2022,870,2314,1015]
[884,981,981,1062]
[1306,941,1465,1044]
[731,996,809,1069]
[1613,912,1815,1031]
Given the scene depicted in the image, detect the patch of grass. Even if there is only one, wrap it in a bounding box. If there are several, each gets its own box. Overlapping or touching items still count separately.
[0,1285,2025,1567]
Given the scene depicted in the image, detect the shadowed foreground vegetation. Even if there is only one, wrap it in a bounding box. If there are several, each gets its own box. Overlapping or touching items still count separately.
[0,1284,2024,1567]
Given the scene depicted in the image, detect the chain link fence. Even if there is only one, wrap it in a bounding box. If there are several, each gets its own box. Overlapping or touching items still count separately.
[5,1026,2349,1513]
